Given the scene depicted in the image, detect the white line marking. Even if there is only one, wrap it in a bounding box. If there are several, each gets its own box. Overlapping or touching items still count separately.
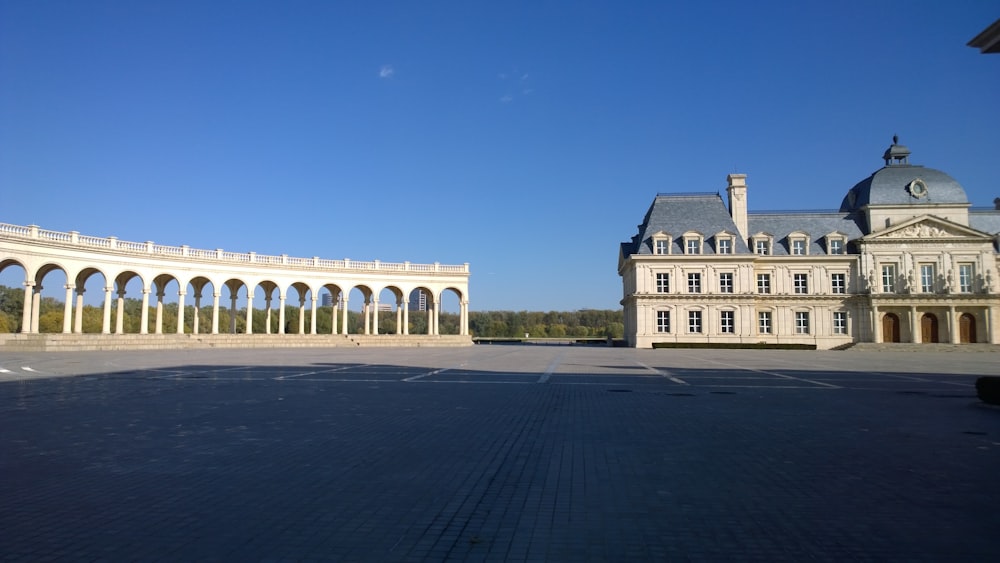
[275,365,356,380]
[538,351,567,383]
[682,356,840,389]
[22,367,41,373]
[403,361,468,382]
[0,367,11,373]
[634,360,688,385]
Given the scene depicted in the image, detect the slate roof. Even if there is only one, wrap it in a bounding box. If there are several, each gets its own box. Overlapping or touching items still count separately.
[622,193,749,257]
[840,166,968,212]
[969,210,1000,236]
[747,212,865,255]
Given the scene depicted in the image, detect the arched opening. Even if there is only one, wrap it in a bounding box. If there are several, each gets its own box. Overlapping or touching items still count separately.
[439,288,464,335]
[74,268,109,334]
[346,286,373,334]
[375,286,404,334]
[187,277,215,334]
[221,279,247,334]
[959,313,977,344]
[151,274,181,334]
[33,264,71,333]
[882,312,901,343]
[112,271,146,334]
[920,313,939,343]
[0,260,29,333]
[409,287,434,335]
[252,281,280,334]
[320,284,345,335]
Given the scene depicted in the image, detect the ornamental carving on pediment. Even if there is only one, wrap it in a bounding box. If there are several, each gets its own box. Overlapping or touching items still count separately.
[884,223,954,239]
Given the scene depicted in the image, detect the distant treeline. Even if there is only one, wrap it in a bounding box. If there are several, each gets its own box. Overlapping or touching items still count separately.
[0,285,623,337]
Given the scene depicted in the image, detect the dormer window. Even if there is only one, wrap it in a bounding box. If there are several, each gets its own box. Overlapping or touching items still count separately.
[824,233,847,255]
[788,232,810,256]
[713,232,735,255]
[651,232,672,255]
[751,234,773,256]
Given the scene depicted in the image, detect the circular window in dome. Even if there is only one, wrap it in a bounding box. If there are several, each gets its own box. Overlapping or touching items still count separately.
[907,178,928,199]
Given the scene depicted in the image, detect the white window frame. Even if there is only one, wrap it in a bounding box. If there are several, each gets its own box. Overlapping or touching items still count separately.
[720,310,734,334]
[685,237,702,255]
[754,238,771,255]
[828,238,845,255]
[719,272,734,294]
[758,311,772,334]
[795,311,810,334]
[793,273,809,294]
[959,264,974,293]
[656,310,671,333]
[688,310,702,333]
[757,273,771,294]
[831,273,846,294]
[716,237,732,255]
[833,311,848,335]
[655,272,670,293]
[881,264,896,293]
[920,264,935,293]
[687,273,702,293]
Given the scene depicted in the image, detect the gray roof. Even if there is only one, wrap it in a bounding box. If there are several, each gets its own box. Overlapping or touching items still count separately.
[748,212,865,255]
[969,210,1000,236]
[623,193,749,257]
[840,166,968,212]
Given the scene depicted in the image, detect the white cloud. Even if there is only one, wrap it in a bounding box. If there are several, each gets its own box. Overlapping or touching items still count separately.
[379,65,394,78]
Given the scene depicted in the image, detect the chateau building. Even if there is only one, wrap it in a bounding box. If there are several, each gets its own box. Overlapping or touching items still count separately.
[618,138,1000,348]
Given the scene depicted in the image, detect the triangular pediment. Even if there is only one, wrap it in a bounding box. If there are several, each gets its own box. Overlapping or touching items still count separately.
[863,215,992,241]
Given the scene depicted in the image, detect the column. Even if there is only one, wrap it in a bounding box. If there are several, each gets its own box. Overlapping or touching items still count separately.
[278,295,286,334]
[176,291,186,334]
[62,284,74,333]
[372,298,379,335]
[461,300,469,336]
[115,289,126,334]
[310,296,318,335]
[20,282,33,333]
[402,301,409,335]
[245,291,254,334]
[434,300,440,335]
[331,298,338,335]
[229,291,238,334]
[363,299,371,335]
[395,300,402,335]
[74,288,85,333]
[102,286,113,334]
[265,296,272,334]
[212,292,220,334]
[341,297,350,335]
[154,290,164,334]
[949,306,959,344]
[31,285,41,333]
[193,292,202,335]
[987,306,996,344]
[298,297,306,334]
[909,306,919,343]
[141,289,152,334]
[872,305,881,343]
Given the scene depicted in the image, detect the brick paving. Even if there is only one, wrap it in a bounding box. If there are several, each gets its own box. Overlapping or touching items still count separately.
[1,346,998,561]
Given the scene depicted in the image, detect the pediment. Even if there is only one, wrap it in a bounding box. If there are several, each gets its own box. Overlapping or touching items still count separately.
[864,215,992,241]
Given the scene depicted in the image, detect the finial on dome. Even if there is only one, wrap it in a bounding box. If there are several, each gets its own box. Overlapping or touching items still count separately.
[883,135,910,166]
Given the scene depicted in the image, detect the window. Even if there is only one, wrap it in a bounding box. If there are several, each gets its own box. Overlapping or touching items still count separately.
[833,312,847,335]
[717,238,732,255]
[720,311,734,334]
[881,264,896,293]
[656,310,670,333]
[791,239,806,255]
[655,239,669,255]
[758,311,772,334]
[755,239,770,255]
[829,239,844,255]
[655,273,670,293]
[686,238,701,255]
[795,311,810,334]
[688,273,701,293]
[688,310,702,333]
[959,264,974,293]
[793,273,809,294]
[920,264,935,293]
[831,273,845,294]
[719,272,733,293]
[757,273,771,294]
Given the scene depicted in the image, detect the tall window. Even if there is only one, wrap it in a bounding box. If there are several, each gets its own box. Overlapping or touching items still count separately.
[656,310,670,333]
[688,310,702,333]
[793,273,809,294]
[755,239,769,255]
[791,239,806,255]
[655,273,670,293]
[833,311,847,334]
[959,264,974,293]
[720,310,734,334]
[686,238,700,255]
[829,239,844,255]
[831,273,845,294]
[795,311,810,334]
[757,273,771,294]
[881,264,896,293]
[719,272,733,293]
[758,311,772,334]
[717,238,732,255]
[655,239,669,255]
[688,273,702,293]
[920,264,935,293]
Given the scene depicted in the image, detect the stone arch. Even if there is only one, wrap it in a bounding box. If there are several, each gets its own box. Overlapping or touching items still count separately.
[111,270,146,334]
[346,285,374,335]
[31,262,72,333]
[186,276,215,334]
[151,273,181,334]
[222,278,248,334]
[73,267,108,333]
[320,283,346,334]
[0,258,29,333]
[374,285,405,335]
[438,287,465,335]
[410,285,435,335]
[286,282,316,335]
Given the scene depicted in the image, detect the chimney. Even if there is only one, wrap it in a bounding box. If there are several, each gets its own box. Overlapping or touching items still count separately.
[726,173,748,241]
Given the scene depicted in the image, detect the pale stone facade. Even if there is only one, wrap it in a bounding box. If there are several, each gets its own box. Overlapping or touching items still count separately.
[0,223,470,338]
[619,139,1000,349]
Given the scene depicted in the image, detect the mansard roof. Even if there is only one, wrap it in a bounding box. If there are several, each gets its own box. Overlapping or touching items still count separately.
[748,211,865,255]
[623,193,750,257]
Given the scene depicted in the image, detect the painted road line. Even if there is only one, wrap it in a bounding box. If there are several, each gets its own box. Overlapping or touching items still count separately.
[275,365,357,380]
[682,354,841,389]
[537,350,567,383]
[634,360,688,385]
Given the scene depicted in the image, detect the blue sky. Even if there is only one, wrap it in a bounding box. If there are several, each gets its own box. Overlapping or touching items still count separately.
[2,1,998,311]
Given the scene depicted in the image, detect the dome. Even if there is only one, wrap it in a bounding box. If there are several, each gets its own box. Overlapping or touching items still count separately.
[839,138,969,212]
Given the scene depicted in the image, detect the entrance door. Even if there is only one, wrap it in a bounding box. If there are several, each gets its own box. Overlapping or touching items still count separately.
[921,313,939,343]
[882,313,900,343]
[959,313,977,343]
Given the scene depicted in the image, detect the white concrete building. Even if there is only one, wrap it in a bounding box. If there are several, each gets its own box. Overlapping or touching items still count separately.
[619,138,1000,348]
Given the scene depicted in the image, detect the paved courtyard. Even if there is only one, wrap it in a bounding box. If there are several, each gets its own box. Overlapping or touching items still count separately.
[1,345,999,562]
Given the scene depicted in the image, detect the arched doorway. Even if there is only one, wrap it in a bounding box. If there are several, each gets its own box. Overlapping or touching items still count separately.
[882,313,900,343]
[920,313,939,343]
[959,313,977,344]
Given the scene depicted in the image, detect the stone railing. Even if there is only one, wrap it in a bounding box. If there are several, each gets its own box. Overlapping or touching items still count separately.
[0,222,469,274]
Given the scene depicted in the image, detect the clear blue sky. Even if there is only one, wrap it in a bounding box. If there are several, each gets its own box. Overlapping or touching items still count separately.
[2,1,998,311]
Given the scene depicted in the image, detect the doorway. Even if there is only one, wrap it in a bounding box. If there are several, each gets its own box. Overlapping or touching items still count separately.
[959,313,977,343]
[920,313,939,343]
[882,313,900,343]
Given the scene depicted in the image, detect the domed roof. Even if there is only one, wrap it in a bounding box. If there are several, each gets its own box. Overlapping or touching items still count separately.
[840,137,969,212]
